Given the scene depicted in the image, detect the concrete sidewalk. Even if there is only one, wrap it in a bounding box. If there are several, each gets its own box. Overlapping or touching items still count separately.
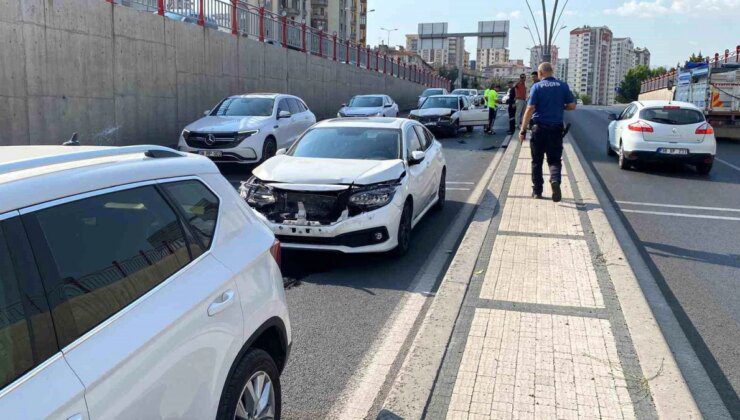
[380,137,702,419]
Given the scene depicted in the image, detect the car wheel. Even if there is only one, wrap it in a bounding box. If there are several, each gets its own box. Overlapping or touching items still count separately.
[434,170,446,211]
[606,133,616,156]
[261,137,277,163]
[618,142,630,170]
[466,126,474,133]
[392,201,413,257]
[449,121,460,137]
[696,162,713,175]
[217,348,281,420]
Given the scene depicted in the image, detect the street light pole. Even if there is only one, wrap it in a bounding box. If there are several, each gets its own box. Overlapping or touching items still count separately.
[380,27,398,46]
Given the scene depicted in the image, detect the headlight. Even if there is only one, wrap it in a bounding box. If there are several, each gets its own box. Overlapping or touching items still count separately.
[239,177,275,207]
[337,111,346,117]
[181,129,190,139]
[439,115,452,121]
[408,114,419,120]
[349,185,397,210]
[236,130,259,142]
[372,112,383,117]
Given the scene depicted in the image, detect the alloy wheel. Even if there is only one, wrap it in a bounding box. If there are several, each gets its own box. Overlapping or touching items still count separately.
[234,371,275,420]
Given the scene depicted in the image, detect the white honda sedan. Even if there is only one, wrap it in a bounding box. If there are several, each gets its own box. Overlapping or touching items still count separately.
[607,100,717,174]
[240,118,446,255]
[408,95,489,136]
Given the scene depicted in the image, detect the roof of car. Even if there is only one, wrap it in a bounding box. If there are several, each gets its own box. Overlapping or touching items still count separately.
[230,93,283,99]
[313,117,410,129]
[0,145,219,214]
[635,100,700,110]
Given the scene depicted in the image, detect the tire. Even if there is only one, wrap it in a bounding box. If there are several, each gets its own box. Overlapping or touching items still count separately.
[260,137,277,163]
[449,121,460,137]
[466,126,474,133]
[606,133,616,156]
[217,348,281,420]
[618,142,630,170]
[392,201,413,257]
[434,170,446,211]
[696,162,713,175]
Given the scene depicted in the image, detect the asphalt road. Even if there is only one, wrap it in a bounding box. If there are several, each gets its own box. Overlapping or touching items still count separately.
[223,122,506,419]
[565,106,740,415]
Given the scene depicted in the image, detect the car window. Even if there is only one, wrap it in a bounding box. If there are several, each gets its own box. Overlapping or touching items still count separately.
[349,96,384,107]
[277,99,290,115]
[297,100,308,112]
[26,186,192,347]
[0,218,56,389]
[288,98,302,115]
[422,89,444,97]
[640,107,705,125]
[619,105,635,120]
[289,127,401,160]
[406,126,424,156]
[413,125,433,150]
[162,181,220,257]
[421,97,459,110]
[211,97,275,117]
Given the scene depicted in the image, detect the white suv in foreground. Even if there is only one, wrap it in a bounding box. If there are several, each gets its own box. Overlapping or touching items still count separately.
[607,100,717,174]
[179,93,316,166]
[0,145,290,419]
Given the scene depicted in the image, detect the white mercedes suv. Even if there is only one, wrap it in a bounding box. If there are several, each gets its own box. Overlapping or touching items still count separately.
[607,100,717,174]
[0,145,290,419]
[178,93,316,166]
[240,118,447,255]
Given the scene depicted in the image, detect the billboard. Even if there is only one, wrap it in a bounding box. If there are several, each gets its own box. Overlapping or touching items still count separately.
[418,22,448,50]
[477,20,509,49]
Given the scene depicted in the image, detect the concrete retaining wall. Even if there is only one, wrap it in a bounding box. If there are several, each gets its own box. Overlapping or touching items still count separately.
[0,0,426,146]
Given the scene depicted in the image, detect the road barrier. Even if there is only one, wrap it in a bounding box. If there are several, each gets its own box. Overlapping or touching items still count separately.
[115,0,449,89]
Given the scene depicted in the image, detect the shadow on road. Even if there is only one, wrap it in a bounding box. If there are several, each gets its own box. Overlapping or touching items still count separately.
[644,241,740,270]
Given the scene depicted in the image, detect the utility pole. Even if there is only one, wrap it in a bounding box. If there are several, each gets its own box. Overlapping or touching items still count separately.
[525,0,570,63]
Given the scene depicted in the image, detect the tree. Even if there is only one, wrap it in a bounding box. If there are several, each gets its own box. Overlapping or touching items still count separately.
[689,52,704,62]
[437,67,459,84]
[617,65,668,103]
[580,94,592,105]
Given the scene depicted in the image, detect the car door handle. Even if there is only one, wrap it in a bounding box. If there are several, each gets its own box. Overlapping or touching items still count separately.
[208,290,235,317]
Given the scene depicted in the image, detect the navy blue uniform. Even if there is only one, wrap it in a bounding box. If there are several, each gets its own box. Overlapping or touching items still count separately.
[526,77,574,196]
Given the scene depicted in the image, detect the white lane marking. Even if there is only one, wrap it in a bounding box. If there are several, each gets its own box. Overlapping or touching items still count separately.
[621,209,740,221]
[616,200,740,213]
[327,147,506,420]
[716,157,740,172]
[447,187,471,191]
[448,181,475,185]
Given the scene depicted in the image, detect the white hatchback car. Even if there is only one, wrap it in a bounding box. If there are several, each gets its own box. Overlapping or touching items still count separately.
[337,94,399,118]
[0,145,290,419]
[179,93,316,166]
[607,100,717,174]
[240,118,446,255]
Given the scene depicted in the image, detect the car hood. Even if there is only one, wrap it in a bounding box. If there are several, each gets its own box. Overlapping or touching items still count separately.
[411,108,455,117]
[340,106,384,116]
[185,116,271,132]
[253,155,406,185]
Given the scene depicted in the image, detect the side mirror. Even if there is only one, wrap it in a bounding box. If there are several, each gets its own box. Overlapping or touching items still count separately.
[607,113,618,121]
[409,150,425,165]
[276,148,287,156]
[203,110,210,116]
[341,103,347,107]
[278,110,292,119]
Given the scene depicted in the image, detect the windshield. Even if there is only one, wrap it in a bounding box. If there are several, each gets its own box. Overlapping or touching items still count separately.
[289,127,401,160]
[421,97,459,110]
[211,97,274,117]
[421,89,444,97]
[349,96,384,107]
[451,89,472,95]
[640,108,704,125]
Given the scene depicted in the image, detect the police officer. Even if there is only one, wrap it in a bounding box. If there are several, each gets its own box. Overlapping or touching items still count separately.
[518,62,576,202]
[483,84,499,134]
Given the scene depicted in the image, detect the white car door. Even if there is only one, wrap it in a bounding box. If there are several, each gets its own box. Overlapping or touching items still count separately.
[613,104,636,147]
[289,98,314,138]
[275,98,298,148]
[23,183,245,420]
[415,125,441,203]
[405,126,432,218]
[385,96,399,117]
[0,214,90,420]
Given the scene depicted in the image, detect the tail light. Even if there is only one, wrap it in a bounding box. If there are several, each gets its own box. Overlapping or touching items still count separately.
[695,123,714,135]
[269,239,281,268]
[627,121,654,133]
[662,105,680,110]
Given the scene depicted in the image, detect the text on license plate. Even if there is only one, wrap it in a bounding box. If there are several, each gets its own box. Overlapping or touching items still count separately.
[424,122,436,126]
[657,148,688,155]
[199,150,222,157]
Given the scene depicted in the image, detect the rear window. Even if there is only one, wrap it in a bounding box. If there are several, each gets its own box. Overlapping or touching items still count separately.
[640,107,704,125]
[422,89,444,97]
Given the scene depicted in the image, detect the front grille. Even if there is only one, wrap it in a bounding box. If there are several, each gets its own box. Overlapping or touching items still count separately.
[185,132,240,149]
[262,189,350,225]
[277,227,389,248]
[417,116,439,124]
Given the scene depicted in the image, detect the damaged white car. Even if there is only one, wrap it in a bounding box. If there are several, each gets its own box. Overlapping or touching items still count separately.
[240,118,446,255]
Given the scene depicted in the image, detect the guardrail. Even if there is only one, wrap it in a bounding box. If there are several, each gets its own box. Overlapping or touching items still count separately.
[112,0,449,89]
[641,46,739,93]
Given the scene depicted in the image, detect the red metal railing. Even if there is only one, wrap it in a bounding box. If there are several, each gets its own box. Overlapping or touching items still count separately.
[641,45,739,93]
[111,0,447,88]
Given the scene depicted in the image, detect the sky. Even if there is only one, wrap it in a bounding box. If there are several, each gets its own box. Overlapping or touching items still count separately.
[365,0,739,69]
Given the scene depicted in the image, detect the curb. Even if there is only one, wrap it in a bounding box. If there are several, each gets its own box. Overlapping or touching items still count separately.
[379,140,520,419]
[564,137,726,419]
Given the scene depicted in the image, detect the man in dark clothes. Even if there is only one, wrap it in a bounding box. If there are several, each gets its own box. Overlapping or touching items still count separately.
[505,81,516,135]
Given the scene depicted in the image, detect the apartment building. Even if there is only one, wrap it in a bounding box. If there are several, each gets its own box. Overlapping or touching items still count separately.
[529,44,559,68]
[568,26,613,105]
[556,58,569,81]
[477,48,510,67]
[634,47,651,67]
[608,37,635,104]
[406,34,420,51]
[309,0,365,43]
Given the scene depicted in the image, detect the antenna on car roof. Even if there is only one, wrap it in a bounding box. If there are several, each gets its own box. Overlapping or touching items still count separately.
[62,132,80,146]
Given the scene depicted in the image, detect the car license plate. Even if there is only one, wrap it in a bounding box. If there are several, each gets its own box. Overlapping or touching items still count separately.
[657,148,689,155]
[424,122,436,127]
[199,150,222,157]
